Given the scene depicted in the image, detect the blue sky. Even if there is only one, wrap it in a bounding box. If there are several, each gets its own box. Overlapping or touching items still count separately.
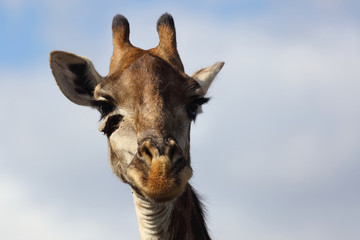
[1,0,360,239]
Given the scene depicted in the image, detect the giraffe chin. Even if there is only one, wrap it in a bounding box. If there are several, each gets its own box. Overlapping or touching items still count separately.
[127,156,193,203]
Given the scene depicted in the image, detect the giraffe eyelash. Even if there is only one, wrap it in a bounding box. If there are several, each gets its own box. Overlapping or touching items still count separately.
[191,97,210,105]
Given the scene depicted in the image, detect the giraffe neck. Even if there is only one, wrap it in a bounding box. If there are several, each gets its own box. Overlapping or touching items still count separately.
[132,184,211,240]
[132,191,174,239]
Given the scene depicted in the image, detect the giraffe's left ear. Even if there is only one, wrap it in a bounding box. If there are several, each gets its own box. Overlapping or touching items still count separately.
[192,62,224,94]
[50,51,104,106]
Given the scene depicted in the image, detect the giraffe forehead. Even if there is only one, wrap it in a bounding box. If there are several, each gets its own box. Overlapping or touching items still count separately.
[98,54,193,108]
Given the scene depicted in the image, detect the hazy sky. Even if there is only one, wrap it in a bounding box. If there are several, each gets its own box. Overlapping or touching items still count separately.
[1,0,360,239]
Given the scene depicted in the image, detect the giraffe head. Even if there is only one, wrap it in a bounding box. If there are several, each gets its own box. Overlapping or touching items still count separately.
[50,14,224,203]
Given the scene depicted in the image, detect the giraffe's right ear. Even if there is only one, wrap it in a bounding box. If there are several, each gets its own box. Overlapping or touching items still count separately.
[50,51,104,106]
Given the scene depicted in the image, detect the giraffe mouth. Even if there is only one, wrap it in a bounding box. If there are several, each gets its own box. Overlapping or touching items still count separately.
[127,154,193,202]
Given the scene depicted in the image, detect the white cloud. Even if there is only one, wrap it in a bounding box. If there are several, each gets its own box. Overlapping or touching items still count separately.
[0,175,134,240]
[189,16,360,183]
[0,69,139,239]
[188,12,360,239]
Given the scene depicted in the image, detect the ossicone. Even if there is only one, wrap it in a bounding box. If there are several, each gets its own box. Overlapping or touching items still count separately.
[152,13,184,71]
[112,14,131,50]
[157,13,175,33]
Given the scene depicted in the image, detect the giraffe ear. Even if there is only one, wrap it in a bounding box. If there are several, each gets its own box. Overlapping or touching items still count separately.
[50,51,104,106]
[192,62,224,94]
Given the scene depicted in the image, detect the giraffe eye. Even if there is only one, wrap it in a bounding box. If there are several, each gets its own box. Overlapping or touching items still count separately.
[99,102,115,118]
[186,97,209,120]
[187,102,200,119]
[92,100,115,119]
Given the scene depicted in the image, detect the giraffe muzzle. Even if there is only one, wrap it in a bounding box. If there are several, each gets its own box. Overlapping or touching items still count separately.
[127,138,192,202]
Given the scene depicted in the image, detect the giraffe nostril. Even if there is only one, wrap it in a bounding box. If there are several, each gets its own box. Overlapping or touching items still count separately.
[166,139,181,163]
[138,140,156,164]
[144,147,153,160]
[168,147,175,160]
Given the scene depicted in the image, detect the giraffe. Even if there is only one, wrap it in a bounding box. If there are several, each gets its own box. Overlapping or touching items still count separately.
[50,13,224,240]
